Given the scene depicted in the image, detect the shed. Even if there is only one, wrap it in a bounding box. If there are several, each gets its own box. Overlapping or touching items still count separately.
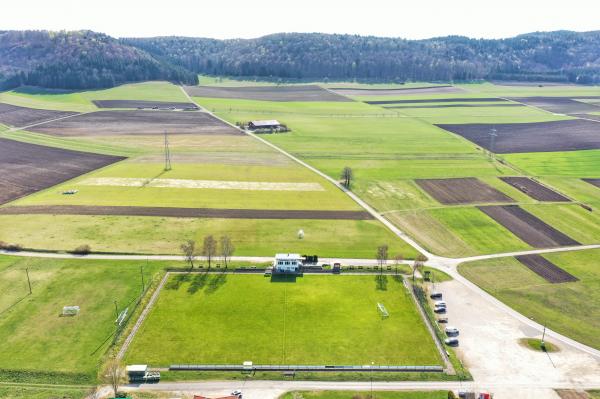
[248,120,281,129]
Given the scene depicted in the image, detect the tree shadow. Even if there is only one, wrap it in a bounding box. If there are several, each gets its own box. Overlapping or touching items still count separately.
[187,273,209,294]
[270,274,300,283]
[375,274,388,291]
[165,273,191,290]
[205,273,227,295]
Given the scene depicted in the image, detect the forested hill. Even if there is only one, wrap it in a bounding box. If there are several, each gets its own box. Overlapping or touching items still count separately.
[0,30,198,90]
[124,31,600,84]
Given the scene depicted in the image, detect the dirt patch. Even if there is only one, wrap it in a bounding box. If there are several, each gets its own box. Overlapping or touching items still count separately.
[0,102,78,127]
[28,110,241,136]
[583,178,600,189]
[92,100,198,110]
[0,138,125,205]
[555,390,591,399]
[478,205,580,247]
[515,254,578,283]
[184,85,352,102]
[436,119,600,153]
[0,205,374,220]
[415,178,514,205]
[366,97,506,105]
[574,113,600,122]
[81,177,325,191]
[330,85,464,96]
[384,103,524,109]
[500,177,570,202]
[510,97,600,114]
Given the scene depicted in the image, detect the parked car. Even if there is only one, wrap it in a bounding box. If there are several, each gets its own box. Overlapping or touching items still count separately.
[437,317,448,323]
[231,390,243,398]
[444,337,459,346]
[434,300,446,307]
[434,306,446,314]
[430,292,442,299]
[445,326,459,335]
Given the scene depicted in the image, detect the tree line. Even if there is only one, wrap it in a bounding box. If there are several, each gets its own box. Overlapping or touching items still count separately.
[180,235,235,269]
[124,31,600,84]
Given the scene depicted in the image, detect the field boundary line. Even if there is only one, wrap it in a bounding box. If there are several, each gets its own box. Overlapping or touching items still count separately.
[117,271,170,360]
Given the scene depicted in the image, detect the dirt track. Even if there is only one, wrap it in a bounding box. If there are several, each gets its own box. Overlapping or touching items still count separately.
[510,97,600,114]
[92,100,198,110]
[436,119,600,153]
[184,85,352,102]
[366,97,506,105]
[500,177,570,202]
[0,205,374,220]
[0,102,78,127]
[28,110,241,136]
[479,205,580,248]
[330,85,464,96]
[416,178,513,204]
[515,254,578,283]
[0,138,125,205]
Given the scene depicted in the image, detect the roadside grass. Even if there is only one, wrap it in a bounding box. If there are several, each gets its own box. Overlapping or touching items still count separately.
[126,274,441,366]
[0,81,189,112]
[0,385,92,399]
[0,215,417,259]
[279,391,448,399]
[0,256,167,384]
[519,338,559,353]
[458,249,600,350]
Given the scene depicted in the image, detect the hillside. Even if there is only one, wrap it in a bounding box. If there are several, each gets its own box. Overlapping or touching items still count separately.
[124,31,600,84]
[0,30,198,90]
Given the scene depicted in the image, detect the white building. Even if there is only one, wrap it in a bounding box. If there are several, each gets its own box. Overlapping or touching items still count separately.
[274,253,303,273]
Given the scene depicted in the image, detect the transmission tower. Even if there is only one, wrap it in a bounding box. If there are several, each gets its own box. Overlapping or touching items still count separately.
[489,127,498,156]
[164,130,172,171]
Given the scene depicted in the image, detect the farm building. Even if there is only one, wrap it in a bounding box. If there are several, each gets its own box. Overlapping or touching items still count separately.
[274,253,303,273]
[248,120,282,129]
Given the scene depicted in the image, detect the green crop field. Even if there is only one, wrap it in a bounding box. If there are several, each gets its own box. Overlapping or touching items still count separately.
[126,274,441,366]
[0,81,189,112]
[0,255,166,384]
[279,391,447,399]
[458,249,600,350]
[0,214,415,258]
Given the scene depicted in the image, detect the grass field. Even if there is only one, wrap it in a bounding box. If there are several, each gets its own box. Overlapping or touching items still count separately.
[0,81,189,112]
[126,274,441,366]
[0,385,92,399]
[279,391,447,399]
[0,214,416,258]
[0,255,166,384]
[458,249,600,350]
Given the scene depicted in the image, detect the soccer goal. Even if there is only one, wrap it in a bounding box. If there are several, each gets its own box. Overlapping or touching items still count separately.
[62,306,80,316]
[377,302,389,318]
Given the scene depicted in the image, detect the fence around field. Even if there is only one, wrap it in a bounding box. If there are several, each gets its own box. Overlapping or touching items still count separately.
[169,364,444,373]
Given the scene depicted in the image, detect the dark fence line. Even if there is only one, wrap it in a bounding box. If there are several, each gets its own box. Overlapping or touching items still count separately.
[169,364,443,373]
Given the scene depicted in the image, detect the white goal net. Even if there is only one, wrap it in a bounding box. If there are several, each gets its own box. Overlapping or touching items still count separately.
[377,302,389,318]
[62,306,80,316]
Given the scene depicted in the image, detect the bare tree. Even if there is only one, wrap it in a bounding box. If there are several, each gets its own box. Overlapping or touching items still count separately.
[341,166,353,189]
[220,235,235,269]
[203,235,218,269]
[376,244,388,270]
[412,254,428,282]
[394,253,404,274]
[105,359,124,398]
[180,239,197,269]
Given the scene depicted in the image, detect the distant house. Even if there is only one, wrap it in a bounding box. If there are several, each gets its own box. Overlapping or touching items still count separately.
[274,253,303,273]
[248,120,282,130]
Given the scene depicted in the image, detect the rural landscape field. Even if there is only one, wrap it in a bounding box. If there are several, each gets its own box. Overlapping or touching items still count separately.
[1,4,600,398]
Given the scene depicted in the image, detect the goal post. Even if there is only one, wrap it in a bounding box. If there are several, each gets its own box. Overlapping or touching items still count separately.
[377,302,389,318]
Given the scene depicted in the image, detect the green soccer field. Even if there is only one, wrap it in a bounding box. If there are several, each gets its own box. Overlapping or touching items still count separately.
[126,274,441,366]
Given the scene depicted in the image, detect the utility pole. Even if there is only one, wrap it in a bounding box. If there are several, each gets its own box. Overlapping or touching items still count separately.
[25,268,32,294]
[114,300,119,319]
[140,264,145,292]
[164,130,172,171]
